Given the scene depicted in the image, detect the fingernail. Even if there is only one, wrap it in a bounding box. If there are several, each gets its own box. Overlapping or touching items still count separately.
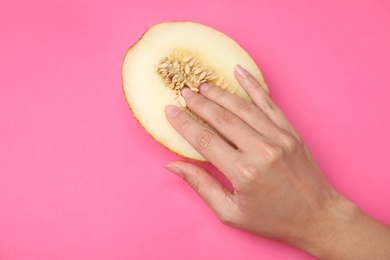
[165,164,183,177]
[181,87,194,98]
[199,83,211,93]
[165,105,180,118]
[235,65,250,78]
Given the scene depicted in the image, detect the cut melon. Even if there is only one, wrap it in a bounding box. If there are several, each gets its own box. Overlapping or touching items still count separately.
[122,21,268,161]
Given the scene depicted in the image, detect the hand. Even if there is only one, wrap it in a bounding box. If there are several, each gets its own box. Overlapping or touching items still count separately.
[164,65,390,259]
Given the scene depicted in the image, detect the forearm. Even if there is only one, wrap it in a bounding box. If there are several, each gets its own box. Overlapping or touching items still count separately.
[297,199,390,259]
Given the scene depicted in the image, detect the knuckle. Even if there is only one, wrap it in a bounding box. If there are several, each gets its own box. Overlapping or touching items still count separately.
[261,99,276,111]
[248,77,262,90]
[214,110,234,126]
[264,146,284,164]
[237,101,257,115]
[192,95,208,108]
[178,114,191,131]
[236,161,258,183]
[195,130,214,149]
[280,133,300,152]
[185,177,200,193]
[210,87,225,100]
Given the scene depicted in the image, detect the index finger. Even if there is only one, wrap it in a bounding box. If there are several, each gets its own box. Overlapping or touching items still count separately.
[165,105,241,183]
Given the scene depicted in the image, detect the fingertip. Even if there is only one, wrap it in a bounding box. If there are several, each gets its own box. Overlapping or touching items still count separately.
[165,164,184,177]
[234,65,269,98]
[199,83,211,93]
[234,64,250,79]
[165,105,180,118]
[166,161,235,217]
[181,87,194,98]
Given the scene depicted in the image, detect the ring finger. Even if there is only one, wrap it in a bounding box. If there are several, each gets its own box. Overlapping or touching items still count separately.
[180,87,262,152]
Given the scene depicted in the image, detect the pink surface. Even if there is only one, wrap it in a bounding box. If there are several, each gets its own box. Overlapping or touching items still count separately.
[1,0,389,259]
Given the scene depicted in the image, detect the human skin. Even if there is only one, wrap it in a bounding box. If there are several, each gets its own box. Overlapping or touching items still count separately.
[164,65,390,259]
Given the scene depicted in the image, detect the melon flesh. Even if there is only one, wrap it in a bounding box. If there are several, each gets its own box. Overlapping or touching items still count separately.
[122,22,268,161]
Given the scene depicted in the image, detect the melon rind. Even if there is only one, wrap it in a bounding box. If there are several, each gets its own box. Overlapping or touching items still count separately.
[122,22,268,161]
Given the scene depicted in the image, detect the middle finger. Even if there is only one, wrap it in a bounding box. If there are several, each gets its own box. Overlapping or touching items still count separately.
[198,83,284,143]
[181,87,260,152]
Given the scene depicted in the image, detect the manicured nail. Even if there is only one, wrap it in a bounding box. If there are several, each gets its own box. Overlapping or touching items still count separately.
[181,87,194,98]
[199,83,211,93]
[235,65,250,78]
[165,164,183,177]
[165,105,180,118]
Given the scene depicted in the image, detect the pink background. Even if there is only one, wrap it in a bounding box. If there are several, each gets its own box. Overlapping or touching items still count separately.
[1,0,389,259]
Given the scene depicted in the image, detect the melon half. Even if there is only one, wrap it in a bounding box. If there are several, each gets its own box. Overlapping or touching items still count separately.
[122,22,268,161]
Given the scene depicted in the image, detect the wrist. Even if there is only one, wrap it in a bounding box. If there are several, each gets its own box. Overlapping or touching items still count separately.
[292,195,361,258]
[297,196,390,259]
[308,197,361,258]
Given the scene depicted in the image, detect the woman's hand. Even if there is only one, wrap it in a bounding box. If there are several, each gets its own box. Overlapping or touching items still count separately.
[164,65,390,259]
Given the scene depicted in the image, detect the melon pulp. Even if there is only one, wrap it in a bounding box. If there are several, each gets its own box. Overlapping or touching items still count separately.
[122,22,268,161]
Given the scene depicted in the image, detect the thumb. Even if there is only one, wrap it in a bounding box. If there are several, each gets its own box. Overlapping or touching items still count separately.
[165,161,236,223]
